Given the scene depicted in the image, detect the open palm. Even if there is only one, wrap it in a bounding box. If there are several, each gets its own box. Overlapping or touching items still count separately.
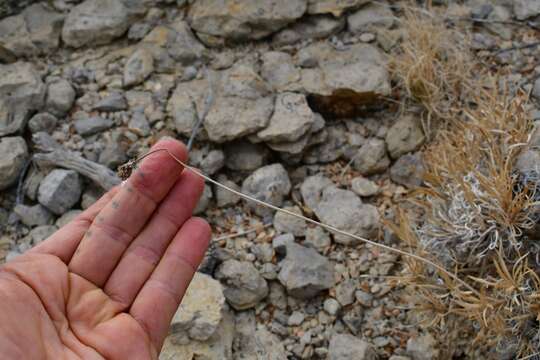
[0,139,210,359]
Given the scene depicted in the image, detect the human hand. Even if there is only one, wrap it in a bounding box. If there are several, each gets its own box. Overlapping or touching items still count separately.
[0,139,210,359]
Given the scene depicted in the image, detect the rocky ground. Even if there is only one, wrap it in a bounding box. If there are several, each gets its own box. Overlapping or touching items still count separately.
[1,0,540,359]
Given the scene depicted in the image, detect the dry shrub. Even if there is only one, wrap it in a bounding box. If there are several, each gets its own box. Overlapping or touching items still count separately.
[390,5,476,138]
[392,89,540,358]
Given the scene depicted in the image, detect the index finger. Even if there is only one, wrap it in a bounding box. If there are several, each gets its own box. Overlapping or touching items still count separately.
[68,139,188,287]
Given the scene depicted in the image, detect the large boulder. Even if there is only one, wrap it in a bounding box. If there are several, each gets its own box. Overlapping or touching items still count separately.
[188,0,308,42]
[62,0,132,48]
[0,62,46,136]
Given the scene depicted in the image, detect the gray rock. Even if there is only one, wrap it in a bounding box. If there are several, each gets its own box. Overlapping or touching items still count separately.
[38,169,82,215]
[303,125,346,164]
[162,304,234,360]
[533,78,540,99]
[241,164,291,217]
[272,233,295,255]
[26,225,57,245]
[273,15,345,45]
[307,0,370,16]
[0,62,46,136]
[98,137,128,169]
[74,116,113,136]
[222,63,271,99]
[406,334,439,360]
[299,42,390,96]
[273,205,307,237]
[194,185,212,215]
[386,116,425,159]
[0,4,64,60]
[355,290,373,307]
[14,204,54,227]
[258,93,315,142]
[234,313,288,360]
[0,137,29,190]
[300,174,334,212]
[128,111,151,137]
[62,0,131,48]
[56,210,82,228]
[277,242,335,299]
[224,141,269,171]
[514,0,540,20]
[260,51,301,91]
[215,176,241,208]
[288,311,306,326]
[390,153,424,189]
[200,150,225,175]
[124,47,154,87]
[328,333,378,360]
[353,138,391,176]
[204,93,274,143]
[93,93,128,112]
[304,226,331,251]
[348,2,395,34]
[142,21,206,67]
[46,79,76,116]
[188,0,307,41]
[170,272,225,342]
[324,298,341,316]
[28,113,57,134]
[336,279,357,306]
[351,177,380,197]
[215,259,269,310]
[314,187,379,245]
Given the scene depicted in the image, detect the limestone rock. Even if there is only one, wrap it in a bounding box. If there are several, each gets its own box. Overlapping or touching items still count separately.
[62,0,131,48]
[307,0,370,16]
[241,164,291,216]
[328,333,378,360]
[0,4,64,60]
[14,204,54,227]
[74,116,113,136]
[124,47,154,87]
[514,0,540,20]
[258,93,314,142]
[38,169,82,215]
[351,177,380,197]
[0,137,29,191]
[0,62,46,136]
[28,113,57,134]
[273,205,307,237]
[188,0,308,41]
[314,187,379,245]
[386,116,425,159]
[406,333,440,360]
[170,272,225,342]
[273,15,345,45]
[348,2,395,34]
[161,309,235,360]
[215,259,269,310]
[390,153,424,189]
[260,51,301,92]
[46,79,76,117]
[353,138,391,176]
[278,242,335,299]
[300,174,334,212]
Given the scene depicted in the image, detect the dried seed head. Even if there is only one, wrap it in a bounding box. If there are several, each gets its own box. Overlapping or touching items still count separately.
[117,160,137,181]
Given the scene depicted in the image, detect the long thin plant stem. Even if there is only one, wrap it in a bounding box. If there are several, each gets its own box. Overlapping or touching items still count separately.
[127,148,481,296]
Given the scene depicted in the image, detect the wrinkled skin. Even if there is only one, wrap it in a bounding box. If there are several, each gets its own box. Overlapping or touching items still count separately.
[0,139,211,359]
